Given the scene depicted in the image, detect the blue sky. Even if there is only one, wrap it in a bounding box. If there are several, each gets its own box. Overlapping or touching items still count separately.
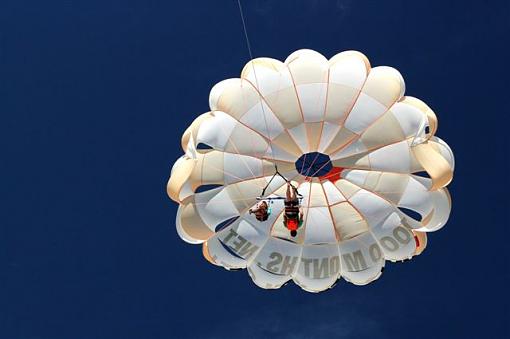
[1,1,509,338]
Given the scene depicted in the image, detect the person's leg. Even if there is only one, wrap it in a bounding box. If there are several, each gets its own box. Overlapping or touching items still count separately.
[290,183,296,201]
[286,183,291,201]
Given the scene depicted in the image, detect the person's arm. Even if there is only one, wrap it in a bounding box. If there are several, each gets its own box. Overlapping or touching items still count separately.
[250,202,263,214]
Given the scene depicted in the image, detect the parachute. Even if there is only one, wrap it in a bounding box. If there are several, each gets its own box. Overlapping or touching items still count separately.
[167,49,454,292]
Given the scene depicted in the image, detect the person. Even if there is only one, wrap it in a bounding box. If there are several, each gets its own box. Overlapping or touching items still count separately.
[283,182,303,237]
[249,200,269,221]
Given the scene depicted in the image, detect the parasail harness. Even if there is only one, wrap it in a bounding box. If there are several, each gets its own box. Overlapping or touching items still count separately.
[257,165,303,202]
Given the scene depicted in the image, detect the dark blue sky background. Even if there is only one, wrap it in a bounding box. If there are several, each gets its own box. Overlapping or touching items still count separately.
[1,1,509,338]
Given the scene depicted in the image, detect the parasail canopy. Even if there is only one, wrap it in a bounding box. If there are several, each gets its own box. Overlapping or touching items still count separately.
[167,49,454,292]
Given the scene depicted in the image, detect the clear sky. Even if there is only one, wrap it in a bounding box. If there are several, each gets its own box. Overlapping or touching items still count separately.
[1,1,509,338]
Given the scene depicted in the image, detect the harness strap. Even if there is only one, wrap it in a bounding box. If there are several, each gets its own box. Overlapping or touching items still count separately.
[259,165,302,199]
